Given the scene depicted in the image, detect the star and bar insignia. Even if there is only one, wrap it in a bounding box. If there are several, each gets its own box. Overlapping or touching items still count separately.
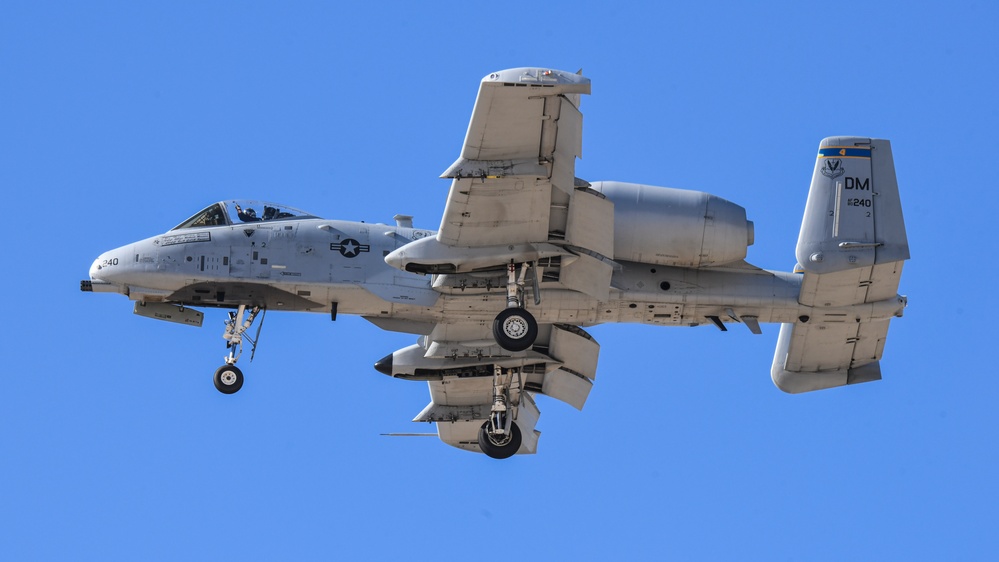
[332,238,370,258]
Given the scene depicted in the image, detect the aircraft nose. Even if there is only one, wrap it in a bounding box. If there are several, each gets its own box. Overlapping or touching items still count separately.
[82,250,130,294]
[88,257,102,280]
[89,252,119,281]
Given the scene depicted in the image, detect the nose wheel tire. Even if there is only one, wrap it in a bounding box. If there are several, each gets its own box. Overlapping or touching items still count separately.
[478,421,523,460]
[492,308,538,352]
[214,365,244,394]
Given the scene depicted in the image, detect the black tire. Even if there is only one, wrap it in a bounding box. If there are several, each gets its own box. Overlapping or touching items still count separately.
[213,365,244,394]
[492,307,538,352]
[478,420,522,460]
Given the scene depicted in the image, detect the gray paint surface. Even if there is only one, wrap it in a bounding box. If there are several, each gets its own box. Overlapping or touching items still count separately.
[84,69,909,456]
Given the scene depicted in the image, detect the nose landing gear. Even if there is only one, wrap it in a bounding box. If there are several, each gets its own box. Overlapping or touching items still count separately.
[214,305,263,394]
[214,364,244,394]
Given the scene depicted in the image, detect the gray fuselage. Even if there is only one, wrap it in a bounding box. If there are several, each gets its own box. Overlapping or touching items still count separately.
[89,212,806,334]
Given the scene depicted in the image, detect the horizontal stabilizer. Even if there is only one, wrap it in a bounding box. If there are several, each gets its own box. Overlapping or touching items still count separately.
[771,321,884,394]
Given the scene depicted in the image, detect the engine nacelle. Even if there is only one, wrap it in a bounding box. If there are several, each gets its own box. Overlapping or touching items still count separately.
[591,181,754,268]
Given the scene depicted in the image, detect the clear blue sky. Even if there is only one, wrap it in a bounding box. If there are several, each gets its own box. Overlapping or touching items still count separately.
[3,2,996,560]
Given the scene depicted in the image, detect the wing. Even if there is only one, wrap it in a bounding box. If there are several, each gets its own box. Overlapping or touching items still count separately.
[380,69,610,456]
[772,137,909,393]
[428,68,614,301]
[385,68,614,299]
[438,68,590,246]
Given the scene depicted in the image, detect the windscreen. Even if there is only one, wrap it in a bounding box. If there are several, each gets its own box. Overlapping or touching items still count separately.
[223,201,319,224]
[171,200,320,230]
[172,203,228,230]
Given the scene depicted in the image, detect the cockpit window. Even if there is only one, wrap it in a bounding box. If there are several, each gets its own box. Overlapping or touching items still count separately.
[224,201,318,224]
[173,203,227,230]
[172,200,320,230]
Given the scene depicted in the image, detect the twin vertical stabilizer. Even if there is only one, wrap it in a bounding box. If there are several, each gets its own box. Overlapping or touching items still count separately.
[772,137,909,393]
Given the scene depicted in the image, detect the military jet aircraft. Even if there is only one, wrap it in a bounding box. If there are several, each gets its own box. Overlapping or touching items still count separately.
[82,68,909,459]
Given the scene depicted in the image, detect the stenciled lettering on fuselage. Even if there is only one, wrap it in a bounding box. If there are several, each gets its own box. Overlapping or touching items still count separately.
[158,232,211,246]
[331,238,370,258]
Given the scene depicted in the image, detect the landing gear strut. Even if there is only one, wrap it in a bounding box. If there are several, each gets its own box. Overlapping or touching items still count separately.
[214,304,263,394]
[491,261,538,352]
[477,366,524,459]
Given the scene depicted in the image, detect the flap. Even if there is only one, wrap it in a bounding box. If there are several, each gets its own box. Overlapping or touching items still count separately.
[559,252,613,302]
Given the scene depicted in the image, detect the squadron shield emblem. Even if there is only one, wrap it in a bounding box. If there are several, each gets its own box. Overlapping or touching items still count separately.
[821,158,845,179]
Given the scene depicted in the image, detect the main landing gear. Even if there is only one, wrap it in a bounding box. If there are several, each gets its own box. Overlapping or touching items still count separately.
[491,261,538,352]
[214,304,263,394]
[477,366,524,459]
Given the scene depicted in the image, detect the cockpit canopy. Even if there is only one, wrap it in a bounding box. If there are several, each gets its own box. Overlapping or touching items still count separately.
[172,200,320,230]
